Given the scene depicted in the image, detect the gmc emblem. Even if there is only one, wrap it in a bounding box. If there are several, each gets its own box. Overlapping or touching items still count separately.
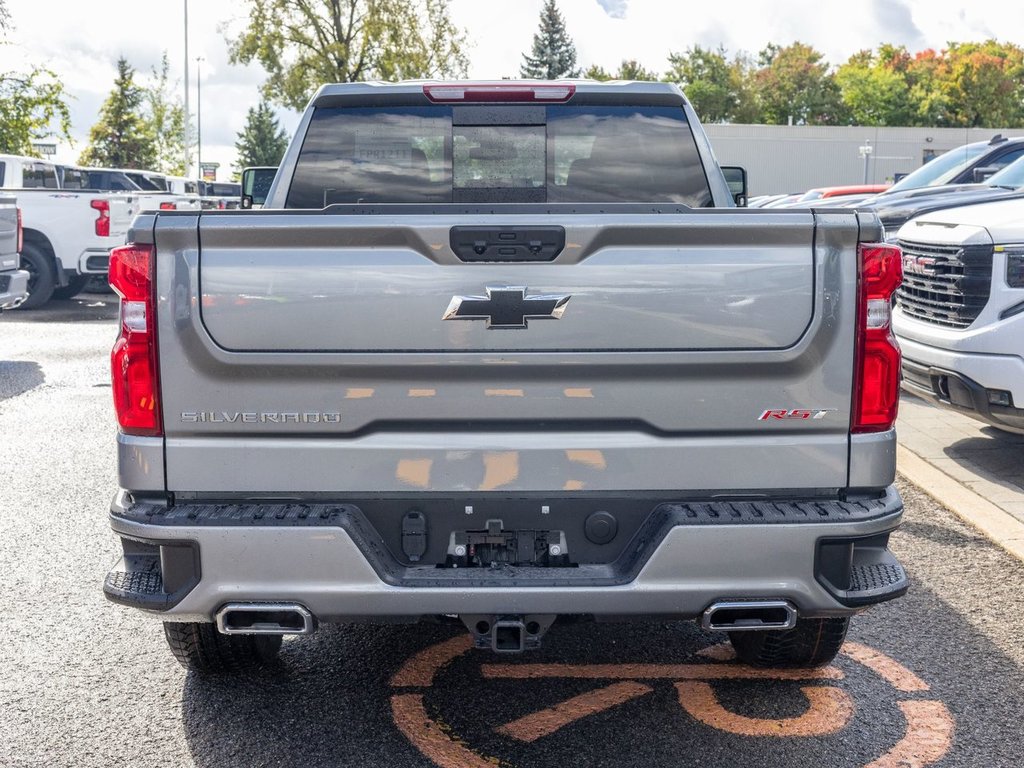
[902,254,937,276]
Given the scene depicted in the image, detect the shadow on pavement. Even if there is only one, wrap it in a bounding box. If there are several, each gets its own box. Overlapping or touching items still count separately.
[0,360,44,402]
[944,434,1024,493]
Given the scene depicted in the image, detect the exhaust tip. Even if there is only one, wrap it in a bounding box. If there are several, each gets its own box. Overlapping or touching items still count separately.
[215,603,315,635]
[701,600,798,632]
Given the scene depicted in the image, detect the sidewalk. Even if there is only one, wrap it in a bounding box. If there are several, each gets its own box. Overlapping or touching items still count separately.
[896,392,1024,561]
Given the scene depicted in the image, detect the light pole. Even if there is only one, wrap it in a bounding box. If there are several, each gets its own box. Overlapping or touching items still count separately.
[196,56,205,177]
[183,0,190,176]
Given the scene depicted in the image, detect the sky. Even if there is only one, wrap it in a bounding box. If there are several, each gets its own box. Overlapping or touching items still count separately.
[0,0,1020,180]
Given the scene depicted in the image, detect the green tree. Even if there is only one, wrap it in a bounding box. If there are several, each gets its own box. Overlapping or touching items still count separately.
[939,41,1024,127]
[582,64,613,81]
[0,67,72,155]
[229,0,469,112]
[520,0,579,79]
[666,45,740,122]
[79,57,156,169]
[235,100,289,168]
[145,52,187,175]
[753,42,845,125]
[834,48,913,126]
[615,59,657,81]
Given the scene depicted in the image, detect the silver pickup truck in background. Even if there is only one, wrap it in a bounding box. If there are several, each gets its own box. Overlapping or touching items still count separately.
[0,193,27,310]
[104,81,908,675]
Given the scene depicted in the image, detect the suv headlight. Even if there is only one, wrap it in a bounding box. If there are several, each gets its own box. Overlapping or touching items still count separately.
[997,245,1024,288]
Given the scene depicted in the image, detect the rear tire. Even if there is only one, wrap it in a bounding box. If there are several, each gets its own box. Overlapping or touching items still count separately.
[17,243,55,309]
[50,274,90,301]
[728,617,849,668]
[163,622,282,674]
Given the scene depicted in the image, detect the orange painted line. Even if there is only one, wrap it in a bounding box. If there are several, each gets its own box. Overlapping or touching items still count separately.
[390,635,473,688]
[563,388,594,398]
[496,681,652,743]
[408,388,436,397]
[395,458,432,489]
[841,642,930,693]
[562,480,585,491]
[344,388,375,399]
[565,450,607,470]
[676,682,854,737]
[863,700,955,768]
[481,662,844,681]
[480,451,520,491]
[485,388,524,397]
[391,694,498,768]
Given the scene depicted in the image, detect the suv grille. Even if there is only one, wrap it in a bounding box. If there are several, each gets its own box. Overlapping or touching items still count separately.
[895,239,993,328]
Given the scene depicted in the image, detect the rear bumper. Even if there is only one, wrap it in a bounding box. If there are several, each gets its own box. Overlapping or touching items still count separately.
[901,349,1024,435]
[0,269,28,310]
[77,248,113,275]
[105,488,907,623]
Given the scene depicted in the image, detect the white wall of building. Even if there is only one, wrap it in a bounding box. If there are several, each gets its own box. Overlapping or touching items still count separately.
[703,124,1019,196]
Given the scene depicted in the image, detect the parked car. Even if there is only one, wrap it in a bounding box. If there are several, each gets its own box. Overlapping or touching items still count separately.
[199,181,242,210]
[850,155,1024,241]
[0,154,136,308]
[870,134,1024,199]
[104,80,907,676]
[85,167,201,213]
[0,192,27,310]
[894,197,1024,434]
[797,184,890,202]
[166,176,201,197]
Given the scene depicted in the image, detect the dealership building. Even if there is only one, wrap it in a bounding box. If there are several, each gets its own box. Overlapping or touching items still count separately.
[705,124,1017,197]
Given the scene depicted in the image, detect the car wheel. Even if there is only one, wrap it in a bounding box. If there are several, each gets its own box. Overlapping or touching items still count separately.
[728,617,849,668]
[17,243,56,309]
[163,622,282,674]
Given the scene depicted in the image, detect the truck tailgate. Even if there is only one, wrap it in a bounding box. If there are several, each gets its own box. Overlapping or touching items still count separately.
[155,209,862,495]
[198,213,813,353]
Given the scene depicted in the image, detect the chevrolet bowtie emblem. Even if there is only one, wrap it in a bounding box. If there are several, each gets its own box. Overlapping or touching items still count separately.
[442,286,571,329]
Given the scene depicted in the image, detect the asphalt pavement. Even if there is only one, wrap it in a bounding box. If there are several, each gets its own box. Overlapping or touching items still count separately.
[2,295,1023,767]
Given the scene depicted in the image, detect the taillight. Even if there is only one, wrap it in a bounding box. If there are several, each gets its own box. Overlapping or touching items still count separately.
[90,199,110,237]
[423,83,575,103]
[109,243,161,436]
[853,243,903,433]
[16,207,22,253]
[159,202,177,210]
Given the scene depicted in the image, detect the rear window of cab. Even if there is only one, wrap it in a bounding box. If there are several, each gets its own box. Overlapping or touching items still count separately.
[286,105,713,208]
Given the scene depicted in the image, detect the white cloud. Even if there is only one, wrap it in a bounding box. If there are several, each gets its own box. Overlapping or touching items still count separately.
[0,0,1020,178]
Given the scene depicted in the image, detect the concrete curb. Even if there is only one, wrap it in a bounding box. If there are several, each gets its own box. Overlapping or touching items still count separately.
[897,444,1024,563]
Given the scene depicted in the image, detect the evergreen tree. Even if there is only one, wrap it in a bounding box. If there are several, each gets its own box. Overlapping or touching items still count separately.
[145,52,187,175]
[520,0,579,79]
[235,100,289,168]
[79,57,156,169]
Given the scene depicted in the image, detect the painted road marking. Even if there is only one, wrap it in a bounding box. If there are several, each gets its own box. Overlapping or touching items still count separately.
[495,681,653,742]
[390,635,955,768]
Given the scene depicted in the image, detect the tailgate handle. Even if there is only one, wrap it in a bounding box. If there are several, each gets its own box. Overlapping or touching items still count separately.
[451,226,565,262]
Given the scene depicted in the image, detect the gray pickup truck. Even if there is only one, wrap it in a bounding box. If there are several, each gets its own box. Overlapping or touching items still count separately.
[0,194,27,310]
[104,81,908,674]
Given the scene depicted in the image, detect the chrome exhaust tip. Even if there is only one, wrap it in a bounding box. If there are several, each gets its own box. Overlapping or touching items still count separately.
[701,600,798,632]
[215,603,315,635]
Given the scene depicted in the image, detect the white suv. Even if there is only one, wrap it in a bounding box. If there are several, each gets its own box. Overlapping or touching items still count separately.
[893,197,1024,433]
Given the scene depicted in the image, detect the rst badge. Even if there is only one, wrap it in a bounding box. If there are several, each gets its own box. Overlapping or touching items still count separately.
[758,409,836,421]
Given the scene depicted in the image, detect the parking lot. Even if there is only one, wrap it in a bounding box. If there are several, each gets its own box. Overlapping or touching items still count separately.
[1,296,1023,767]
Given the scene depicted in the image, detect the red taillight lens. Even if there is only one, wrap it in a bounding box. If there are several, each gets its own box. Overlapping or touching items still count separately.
[159,201,177,210]
[16,207,22,253]
[90,199,110,237]
[110,243,161,436]
[853,243,903,433]
[423,83,575,103]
